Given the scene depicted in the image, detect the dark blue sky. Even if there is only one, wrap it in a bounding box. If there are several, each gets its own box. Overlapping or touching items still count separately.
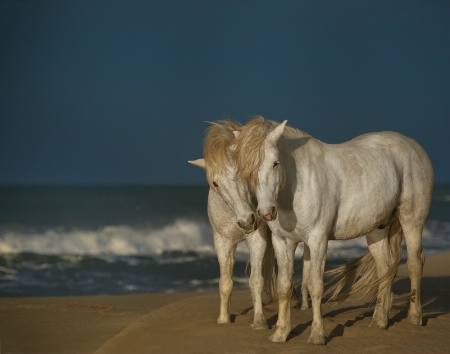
[1,0,449,185]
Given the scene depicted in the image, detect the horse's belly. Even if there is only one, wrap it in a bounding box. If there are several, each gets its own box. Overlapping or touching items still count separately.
[333,221,377,240]
[333,205,395,240]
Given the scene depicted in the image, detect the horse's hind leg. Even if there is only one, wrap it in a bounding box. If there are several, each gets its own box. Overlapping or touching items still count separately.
[247,230,269,329]
[401,222,425,326]
[295,243,310,310]
[214,233,237,324]
[307,236,327,345]
[366,228,394,329]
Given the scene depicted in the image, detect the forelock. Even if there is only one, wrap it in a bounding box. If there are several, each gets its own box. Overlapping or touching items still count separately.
[234,116,277,190]
[203,120,241,186]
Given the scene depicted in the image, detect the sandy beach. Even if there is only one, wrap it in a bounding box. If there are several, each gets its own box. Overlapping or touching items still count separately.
[1,251,449,354]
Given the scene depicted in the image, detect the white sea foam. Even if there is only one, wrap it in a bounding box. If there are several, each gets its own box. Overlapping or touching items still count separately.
[0,218,215,256]
[0,218,449,260]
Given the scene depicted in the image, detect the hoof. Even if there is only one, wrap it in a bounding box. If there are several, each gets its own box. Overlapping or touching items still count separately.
[217,316,230,324]
[369,318,388,330]
[307,333,326,345]
[408,314,422,326]
[251,321,269,330]
[269,329,289,342]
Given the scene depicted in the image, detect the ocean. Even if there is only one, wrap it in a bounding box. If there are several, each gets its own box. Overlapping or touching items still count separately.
[1,185,449,297]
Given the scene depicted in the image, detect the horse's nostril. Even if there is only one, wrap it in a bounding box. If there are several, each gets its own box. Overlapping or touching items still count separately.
[248,213,256,225]
[271,206,277,218]
[257,209,262,219]
[237,220,245,229]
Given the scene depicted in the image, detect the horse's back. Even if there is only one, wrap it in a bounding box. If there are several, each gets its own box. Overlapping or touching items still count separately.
[341,131,433,179]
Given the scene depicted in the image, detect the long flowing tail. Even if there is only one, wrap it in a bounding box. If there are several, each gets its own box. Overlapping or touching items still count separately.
[262,232,278,302]
[325,218,403,303]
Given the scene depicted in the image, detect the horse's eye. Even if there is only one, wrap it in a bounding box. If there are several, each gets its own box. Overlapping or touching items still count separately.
[213,181,219,188]
[273,161,280,168]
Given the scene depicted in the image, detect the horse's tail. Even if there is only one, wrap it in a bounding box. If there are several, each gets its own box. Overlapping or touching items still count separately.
[325,218,403,303]
[262,232,278,302]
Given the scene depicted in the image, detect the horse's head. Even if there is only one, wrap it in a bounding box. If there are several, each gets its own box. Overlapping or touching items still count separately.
[189,158,257,233]
[254,120,287,222]
[234,117,287,223]
[189,120,257,234]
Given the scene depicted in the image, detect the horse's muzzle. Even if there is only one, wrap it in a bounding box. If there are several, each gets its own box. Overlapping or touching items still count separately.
[257,206,277,222]
[237,213,257,233]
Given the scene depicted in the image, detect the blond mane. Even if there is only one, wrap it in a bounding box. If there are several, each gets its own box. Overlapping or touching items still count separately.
[203,120,241,186]
[235,116,310,190]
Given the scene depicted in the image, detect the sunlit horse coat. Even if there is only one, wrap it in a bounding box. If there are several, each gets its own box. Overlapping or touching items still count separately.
[235,117,433,345]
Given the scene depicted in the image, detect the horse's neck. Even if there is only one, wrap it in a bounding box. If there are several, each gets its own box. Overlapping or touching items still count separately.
[278,135,327,197]
[280,135,324,169]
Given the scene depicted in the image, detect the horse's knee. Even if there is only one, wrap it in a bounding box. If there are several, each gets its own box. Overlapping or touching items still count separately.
[219,276,233,294]
[249,272,264,290]
[309,281,324,297]
[277,281,292,299]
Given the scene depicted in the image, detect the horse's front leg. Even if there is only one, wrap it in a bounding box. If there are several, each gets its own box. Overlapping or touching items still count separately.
[214,234,237,324]
[307,236,327,345]
[269,235,296,342]
[247,230,270,329]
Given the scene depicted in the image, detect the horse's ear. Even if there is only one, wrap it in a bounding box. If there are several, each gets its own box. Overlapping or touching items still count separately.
[267,120,287,144]
[188,159,206,169]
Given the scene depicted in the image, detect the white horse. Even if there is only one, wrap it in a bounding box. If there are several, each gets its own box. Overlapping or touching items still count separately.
[235,117,433,345]
[189,120,277,329]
